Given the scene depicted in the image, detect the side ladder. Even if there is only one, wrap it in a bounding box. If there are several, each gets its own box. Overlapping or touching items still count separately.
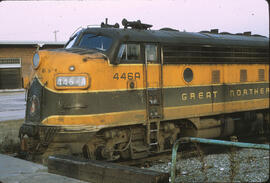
[145,47,164,153]
[147,119,160,152]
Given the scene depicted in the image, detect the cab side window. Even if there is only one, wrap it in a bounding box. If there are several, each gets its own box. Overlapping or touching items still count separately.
[145,44,158,62]
[117,44,140,62]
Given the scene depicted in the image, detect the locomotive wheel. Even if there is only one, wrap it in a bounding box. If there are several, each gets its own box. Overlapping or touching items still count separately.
[118,142,131,159]
[82,144,96,160]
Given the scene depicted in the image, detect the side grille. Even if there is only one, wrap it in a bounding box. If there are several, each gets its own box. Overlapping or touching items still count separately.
[240,69,247,82]
[212,70,220,84]
[258,69,265,81]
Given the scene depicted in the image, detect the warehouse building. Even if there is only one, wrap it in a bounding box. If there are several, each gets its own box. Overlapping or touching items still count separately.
[0,41,65,89]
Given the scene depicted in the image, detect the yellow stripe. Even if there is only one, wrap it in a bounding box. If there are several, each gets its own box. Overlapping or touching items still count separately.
[41,109,146,126]
[35,51,269,93]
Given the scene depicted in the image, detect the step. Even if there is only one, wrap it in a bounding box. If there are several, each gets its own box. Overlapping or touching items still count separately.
[132,145,149,152]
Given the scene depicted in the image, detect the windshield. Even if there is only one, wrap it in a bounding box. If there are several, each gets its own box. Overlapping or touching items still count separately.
[77,33,113,51]
[65,31,81,49]
[65,36,77,49]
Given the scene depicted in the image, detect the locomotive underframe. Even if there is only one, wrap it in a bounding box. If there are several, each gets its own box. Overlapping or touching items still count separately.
[20,109,269,162]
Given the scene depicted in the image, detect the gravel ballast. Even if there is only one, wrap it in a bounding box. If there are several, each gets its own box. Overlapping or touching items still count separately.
[147,148,269,182]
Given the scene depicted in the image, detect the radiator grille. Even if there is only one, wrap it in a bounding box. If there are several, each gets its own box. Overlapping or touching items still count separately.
[258,69,265,81]
[212,70,220,84]
[240,69,247,82]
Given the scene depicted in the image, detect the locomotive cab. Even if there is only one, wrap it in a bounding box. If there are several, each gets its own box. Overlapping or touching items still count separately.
[64,28,117,62]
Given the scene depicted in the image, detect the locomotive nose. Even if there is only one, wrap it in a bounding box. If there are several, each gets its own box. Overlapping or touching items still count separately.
[32,50,100,91]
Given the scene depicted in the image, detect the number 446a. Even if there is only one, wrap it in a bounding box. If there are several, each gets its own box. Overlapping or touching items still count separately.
[113,72,140,80]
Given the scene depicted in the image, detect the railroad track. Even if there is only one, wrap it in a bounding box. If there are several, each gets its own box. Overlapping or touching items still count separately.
[13,133,270,168]
[117,134,270,168]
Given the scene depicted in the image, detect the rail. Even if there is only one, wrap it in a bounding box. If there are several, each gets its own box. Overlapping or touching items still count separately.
[170,137,270,183]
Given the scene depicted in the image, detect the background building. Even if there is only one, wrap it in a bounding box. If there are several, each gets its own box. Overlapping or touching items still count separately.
[0,41,65,89]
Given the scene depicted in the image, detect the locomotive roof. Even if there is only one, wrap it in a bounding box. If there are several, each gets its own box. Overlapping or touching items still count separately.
[84,27,269,48]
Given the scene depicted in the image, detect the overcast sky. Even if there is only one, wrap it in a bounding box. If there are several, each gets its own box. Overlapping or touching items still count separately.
[0,0,268,43]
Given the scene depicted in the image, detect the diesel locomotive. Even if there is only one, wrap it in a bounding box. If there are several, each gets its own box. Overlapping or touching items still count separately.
[19,19,269,161]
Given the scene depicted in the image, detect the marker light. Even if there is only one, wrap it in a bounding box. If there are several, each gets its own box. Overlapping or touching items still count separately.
[69,65,75,71]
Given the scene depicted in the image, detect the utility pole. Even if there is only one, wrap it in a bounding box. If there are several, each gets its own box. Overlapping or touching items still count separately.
[267,0,270,38]
[53,30,59,42]
[266,0,270,67]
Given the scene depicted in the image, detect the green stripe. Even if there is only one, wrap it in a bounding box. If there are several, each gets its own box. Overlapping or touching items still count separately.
[164,82,269,107]
[26,79,269,123]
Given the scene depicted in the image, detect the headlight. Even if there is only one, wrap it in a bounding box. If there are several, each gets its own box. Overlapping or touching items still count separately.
[55,74,89,89]
[33,53,40,69]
